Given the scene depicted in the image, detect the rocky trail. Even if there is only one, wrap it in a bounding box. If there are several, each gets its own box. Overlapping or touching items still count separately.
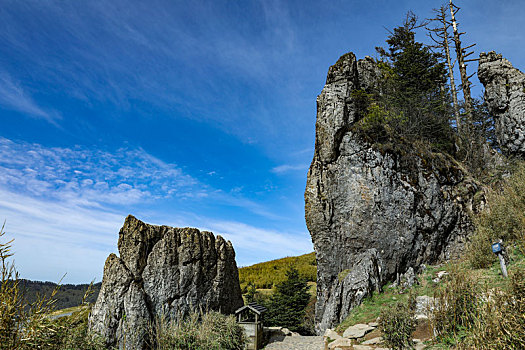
[264,335,324,350]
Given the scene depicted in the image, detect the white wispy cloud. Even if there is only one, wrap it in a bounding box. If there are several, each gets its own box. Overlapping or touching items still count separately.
[0,187,125,283]
[0,72,60,123]
[0,138,198,206]
[0,138,204,282]
[0,0,309,148]
[271,163,309,174]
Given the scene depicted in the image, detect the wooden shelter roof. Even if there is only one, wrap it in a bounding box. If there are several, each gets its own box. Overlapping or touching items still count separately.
[235,302,267,315]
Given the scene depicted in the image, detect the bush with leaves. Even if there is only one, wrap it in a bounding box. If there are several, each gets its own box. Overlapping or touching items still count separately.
[244,282,258,303]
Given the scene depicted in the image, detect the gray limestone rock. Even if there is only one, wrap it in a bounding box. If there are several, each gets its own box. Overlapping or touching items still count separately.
[399,266,418,290]
[324,328,343,341]
[342,323,375,339]
[88,215,243,349]
[362,337,383,345]
[328,337,353,349]
[305,52,479,334]
[415,295,435,321]
[478,51,525,158]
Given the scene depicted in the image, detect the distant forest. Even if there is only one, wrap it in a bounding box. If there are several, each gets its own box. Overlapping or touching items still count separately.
[18,280,101,310]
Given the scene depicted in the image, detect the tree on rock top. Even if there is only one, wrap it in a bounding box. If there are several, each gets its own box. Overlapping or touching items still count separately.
[373,12,454,152]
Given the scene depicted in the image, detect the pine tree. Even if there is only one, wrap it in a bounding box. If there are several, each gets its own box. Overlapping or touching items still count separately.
[245,282,258,303]
[263,266,311,333]
[374,12,454,151]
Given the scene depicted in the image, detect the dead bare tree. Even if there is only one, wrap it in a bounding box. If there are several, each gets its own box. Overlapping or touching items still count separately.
[427,5,461,134]
[449,0,478,132]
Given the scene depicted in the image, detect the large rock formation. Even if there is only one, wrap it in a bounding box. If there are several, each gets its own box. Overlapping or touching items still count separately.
[478,51,525,158]
[89,215,243,349]
[305,53,479,333]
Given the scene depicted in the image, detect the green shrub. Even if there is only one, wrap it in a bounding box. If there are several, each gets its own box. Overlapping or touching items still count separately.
[466,226,497,269]
[149,311,245,350]
[379,293,416,349]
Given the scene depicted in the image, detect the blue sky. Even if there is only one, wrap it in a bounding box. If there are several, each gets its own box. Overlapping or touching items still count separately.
[1,0,524,283]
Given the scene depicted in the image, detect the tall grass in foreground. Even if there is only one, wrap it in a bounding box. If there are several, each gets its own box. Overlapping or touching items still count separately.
[379,292,416,349]
[467,161,525,268]
[149,311,245,350]
[0,223,105,350]
[430,269,480,345]
[458,268,525,349]
[429,267,525,349]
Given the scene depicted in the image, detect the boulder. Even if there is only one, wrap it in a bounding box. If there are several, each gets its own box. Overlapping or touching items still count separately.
[354,345,372,350]
[324,328,343,341]
[478,51,525,158]
[361,336,383,345]
[88,215,243,349]
[342,323,375,339]
[353,346,373,350]
[305,52,479,333]
[399,266,418,290]
[328,337,353,349]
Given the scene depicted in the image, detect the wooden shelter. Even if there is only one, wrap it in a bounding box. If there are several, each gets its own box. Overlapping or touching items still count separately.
[235,302,267,350]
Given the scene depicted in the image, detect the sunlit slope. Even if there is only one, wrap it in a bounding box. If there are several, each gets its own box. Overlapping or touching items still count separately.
[238,252,316,290]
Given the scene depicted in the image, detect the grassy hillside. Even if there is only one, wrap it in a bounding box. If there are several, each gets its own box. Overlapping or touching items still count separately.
[238,252,316,290]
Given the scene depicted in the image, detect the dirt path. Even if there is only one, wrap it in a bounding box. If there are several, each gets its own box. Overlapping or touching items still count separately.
[263,335,324,350]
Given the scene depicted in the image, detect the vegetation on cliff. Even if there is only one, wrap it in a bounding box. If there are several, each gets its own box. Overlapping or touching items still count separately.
[374,12,453,152]
[352,11,497,182]
[353,12,453,154]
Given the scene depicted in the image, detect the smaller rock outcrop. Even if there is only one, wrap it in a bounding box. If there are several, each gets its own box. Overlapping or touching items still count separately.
[89,215,243,349]
[478,51,525,158]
